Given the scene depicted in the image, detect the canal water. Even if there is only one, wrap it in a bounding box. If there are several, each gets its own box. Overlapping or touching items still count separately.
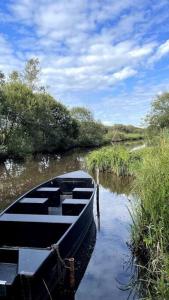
[0,149,138,300]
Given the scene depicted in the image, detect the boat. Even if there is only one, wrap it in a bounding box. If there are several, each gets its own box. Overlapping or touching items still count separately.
[0,170,96,299]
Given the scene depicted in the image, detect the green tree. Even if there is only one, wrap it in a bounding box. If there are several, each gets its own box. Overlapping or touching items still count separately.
[146,92,169,129]
[0,71,5,85]
[24,58,40,90]
[71,107,93,122]
[1,81,35,156]
[71,107,105,147]
[9,71,21,83]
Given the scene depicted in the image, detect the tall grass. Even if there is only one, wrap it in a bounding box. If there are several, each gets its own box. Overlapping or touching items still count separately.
[132,136,169,299]
[86,146,143,176]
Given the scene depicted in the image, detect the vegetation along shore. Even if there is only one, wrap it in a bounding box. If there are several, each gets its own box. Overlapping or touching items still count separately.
[86,92,169,299]
[0,58,143,160]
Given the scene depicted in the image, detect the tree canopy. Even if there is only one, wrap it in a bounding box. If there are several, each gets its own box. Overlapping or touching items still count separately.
[0,59,106,159]
[146,92,169,129]
[71,106,106,147]
[0,61,79,158]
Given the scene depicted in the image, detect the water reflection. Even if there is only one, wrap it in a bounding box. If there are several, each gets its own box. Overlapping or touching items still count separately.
[0,149,87,211]
[76,184,137,300]
[91,171,132,196]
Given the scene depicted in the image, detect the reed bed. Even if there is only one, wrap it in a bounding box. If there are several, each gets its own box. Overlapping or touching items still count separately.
[87,141,169,298]
[86,146,143,176]
[131,137,169,299]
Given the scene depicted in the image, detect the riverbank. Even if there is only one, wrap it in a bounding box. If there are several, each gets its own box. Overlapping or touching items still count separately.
[86,136,169,299]
[86,145,146,176]
[131,136,169,299]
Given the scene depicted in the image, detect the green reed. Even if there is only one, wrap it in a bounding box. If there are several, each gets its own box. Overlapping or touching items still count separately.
[86,145,143,176]
[131,136,169,299]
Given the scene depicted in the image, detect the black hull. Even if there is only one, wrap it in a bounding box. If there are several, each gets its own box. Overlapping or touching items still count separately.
[0,171,96,299]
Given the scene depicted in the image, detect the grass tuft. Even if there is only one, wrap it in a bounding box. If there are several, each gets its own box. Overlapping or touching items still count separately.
[86,145,143,176]
[131,136,169,299]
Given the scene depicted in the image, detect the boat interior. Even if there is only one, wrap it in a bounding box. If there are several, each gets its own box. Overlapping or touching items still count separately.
[0,171,95,286]
[0,172,95,248]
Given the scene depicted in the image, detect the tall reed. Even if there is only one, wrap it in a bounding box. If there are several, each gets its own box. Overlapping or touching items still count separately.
[86,146,142,176]
[132,136,169,299]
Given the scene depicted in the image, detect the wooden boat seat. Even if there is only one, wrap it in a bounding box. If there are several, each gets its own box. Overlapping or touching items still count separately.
[0,214,78,248]
[73,187,94,199]
[20,197,49,204]
[62,199,89,216]
[7,197,56,214]
[0,213,77,224]
[32,187,61,206]
[37,187,60,192]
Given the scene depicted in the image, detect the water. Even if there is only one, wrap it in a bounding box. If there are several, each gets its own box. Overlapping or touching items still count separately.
[0,149,137,300]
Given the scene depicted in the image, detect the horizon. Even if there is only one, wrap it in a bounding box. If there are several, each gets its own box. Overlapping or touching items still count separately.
[0,0,169,126]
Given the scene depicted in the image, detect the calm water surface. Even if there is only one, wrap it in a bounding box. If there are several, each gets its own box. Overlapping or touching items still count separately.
[0,149,138,300]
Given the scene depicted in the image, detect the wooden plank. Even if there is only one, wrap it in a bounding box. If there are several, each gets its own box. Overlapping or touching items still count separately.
[36,187,60,192]
[0,214,77,224]
[62,199,88,205]
[19,198,48,204]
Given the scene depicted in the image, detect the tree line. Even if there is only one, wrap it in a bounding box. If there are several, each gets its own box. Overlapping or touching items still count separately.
[0,59,106,159]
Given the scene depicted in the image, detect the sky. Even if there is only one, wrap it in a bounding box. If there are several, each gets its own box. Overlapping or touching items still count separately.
[0,1,169,126]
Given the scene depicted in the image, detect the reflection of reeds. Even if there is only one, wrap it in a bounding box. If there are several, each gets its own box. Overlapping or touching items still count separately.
[131,136,169,299]
[86,146,143,177]
[91,171,133,195]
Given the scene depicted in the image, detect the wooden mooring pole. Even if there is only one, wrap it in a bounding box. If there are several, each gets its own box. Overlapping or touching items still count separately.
[67,258,75,289]
[96,168,100,231]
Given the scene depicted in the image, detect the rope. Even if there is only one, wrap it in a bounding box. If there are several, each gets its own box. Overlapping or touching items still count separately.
[42,279,53,300]
[51,244,70,269]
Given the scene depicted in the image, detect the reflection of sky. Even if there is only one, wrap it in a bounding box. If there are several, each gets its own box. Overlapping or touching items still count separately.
[76,185,136,300]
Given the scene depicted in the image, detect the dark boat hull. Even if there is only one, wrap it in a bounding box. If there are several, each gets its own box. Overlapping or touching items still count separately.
[0,171,96,299]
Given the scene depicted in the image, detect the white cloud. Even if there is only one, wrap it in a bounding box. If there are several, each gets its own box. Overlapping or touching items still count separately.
[149,39,169,64]
[0,34,22,72]
[129,44,155,58]
[157,40,169,57]
[0,0,169,125]
[113,67,137,80]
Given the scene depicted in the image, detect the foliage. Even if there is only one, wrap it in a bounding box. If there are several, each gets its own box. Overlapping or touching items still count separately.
[105,124,145,143]
[131,135,169,299]
[0,69,78,158]
[9,71,21,83]
[71,107,93,122]
[71,107,106,147]
[24,58,40,90]
[86,146,143,176]
[146,92,169,129]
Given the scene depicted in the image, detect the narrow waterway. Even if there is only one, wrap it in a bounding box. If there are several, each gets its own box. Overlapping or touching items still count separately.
[0,149,138,300]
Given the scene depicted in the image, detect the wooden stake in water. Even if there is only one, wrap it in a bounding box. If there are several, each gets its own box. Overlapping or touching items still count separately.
[68,258,75,289]
[96,168,100,230]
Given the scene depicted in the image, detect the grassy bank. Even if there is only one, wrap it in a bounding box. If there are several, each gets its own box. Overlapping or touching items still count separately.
[86,145,144,176]
[131,137,169,299]
[86,141,169,298]
[105,124,145,143]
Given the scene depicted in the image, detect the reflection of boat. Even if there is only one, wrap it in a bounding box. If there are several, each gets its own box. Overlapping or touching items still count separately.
[54,220,97,300]
[0,170,96,299]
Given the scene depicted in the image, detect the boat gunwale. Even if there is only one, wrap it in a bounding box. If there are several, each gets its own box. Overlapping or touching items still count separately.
[0,170,96,251]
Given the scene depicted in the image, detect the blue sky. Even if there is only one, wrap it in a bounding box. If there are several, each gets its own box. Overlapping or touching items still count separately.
[0,1,169,126]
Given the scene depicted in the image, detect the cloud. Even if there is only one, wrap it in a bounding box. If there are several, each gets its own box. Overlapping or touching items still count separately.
[156,40,169,58]
[0,0,169,125]
[113,67,137,80]
[149,40,169,63]
[0,34,22,72]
